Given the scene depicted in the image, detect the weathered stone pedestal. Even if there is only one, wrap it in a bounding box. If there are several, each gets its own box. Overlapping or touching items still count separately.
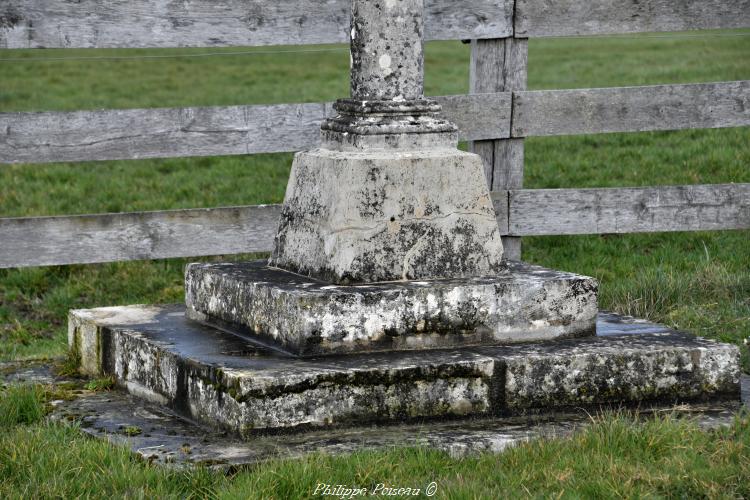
[68,306,740,439]
[66,0,742,456]
[268,147,505,284]
[185,261,597,356]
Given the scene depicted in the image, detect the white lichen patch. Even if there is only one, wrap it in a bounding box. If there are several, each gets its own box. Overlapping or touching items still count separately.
[375,51,395,77]
[70,305,163,326]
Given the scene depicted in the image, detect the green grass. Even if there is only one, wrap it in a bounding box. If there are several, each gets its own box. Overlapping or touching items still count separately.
[0,30,749,497]
[0,384,47,427]
[85,376,115,392]
[1,384,749,497]
[0,411,748,498]
[0,383,79,427]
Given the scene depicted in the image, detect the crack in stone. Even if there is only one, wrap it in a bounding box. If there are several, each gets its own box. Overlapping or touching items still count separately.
[323,210,497,237]
[326,222,383,235]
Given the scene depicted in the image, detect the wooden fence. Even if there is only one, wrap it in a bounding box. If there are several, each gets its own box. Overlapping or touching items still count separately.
[1,0,748,268]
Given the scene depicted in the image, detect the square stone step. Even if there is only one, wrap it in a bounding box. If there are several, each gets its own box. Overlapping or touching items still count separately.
[69,305,740,438]
[185,260,598,356]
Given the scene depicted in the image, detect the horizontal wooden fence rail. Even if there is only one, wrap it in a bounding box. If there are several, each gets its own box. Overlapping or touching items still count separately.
[3,0,749,49]
[0,94,512,164]
[515,0,750,38]
[0,103,330,163]
[2,81,747,164]
[0,0,513,49]
[1,184,747,268]
[0,103,330,164]
[0,205,282,268]
[512,81,750,137]
[508,184,750,236]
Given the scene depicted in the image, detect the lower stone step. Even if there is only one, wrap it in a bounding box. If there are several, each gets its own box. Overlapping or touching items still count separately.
[49,385,747,467]
[68,305,740,438]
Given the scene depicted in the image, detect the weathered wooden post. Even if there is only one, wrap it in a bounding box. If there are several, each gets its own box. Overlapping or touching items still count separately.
[68,0,740,445]
[470,37,527,260]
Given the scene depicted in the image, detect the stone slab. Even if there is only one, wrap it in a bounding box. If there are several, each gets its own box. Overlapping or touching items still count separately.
[68,306,740,437]
[185,260,598,356]
[4,360,745,469]
[268,148,505,283]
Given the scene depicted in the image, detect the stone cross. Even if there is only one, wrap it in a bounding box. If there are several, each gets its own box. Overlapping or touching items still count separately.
[73,0,722,448]
[269,0,504,283]
[184,0,598,356]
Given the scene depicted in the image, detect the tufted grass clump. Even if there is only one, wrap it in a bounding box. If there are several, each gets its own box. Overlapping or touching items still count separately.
[0,384,47,427]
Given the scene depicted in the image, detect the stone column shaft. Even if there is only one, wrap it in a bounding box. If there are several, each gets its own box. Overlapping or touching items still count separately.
[350,0,425,101]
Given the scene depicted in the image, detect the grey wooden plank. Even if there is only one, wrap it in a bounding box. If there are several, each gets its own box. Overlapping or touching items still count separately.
[0,103,326,164]
[3,183,746,268]
[469,39,507,186]
[0,196,514,268]
[489,38,527,192]
[469,38,527,260]
[512,81,750,138]
[439,93,512,142]
[0,80,750,164]
[0,205,281,268]
[7,79,744,165]
[0,0,512,49]
[515,0,750,37]
[508,184,750,236]
[0,94,511,164]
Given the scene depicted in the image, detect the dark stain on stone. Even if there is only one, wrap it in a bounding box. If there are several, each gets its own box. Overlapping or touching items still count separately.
[100,327,115,376]
[0,7,23,29]
[240,7,265,32]
[357,165,386,218]
[169,17,194,28]
[173,358,191,417]
[489,358,507,415]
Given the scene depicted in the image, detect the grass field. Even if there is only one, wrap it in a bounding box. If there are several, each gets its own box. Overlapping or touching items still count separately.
[1,30,749,497]
[1,384,749,498]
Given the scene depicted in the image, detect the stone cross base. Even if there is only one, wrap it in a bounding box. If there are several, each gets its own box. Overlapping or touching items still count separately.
[269,148,505,284]
[185,260,598,357]
[69,305,741,438]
